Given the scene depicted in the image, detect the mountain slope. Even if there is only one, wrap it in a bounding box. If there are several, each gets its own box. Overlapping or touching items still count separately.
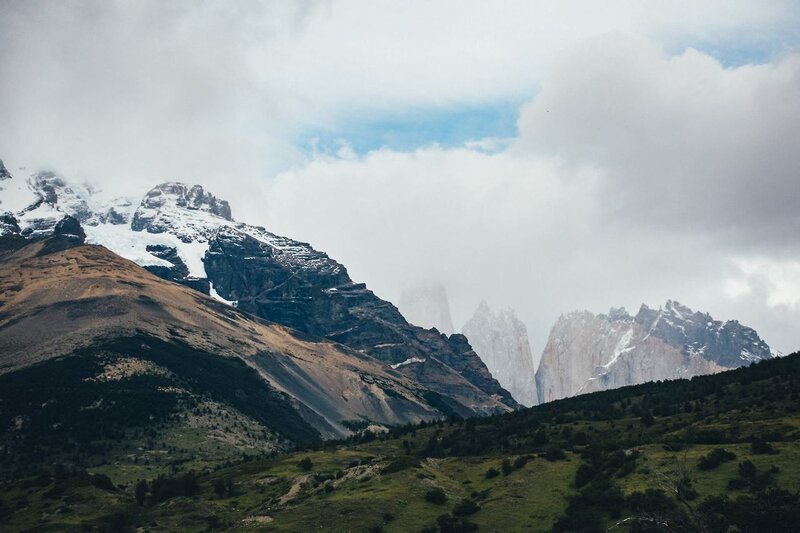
[536,301,774,403]
[0,161,517,413]
[0,221,481,466]
[462,301,538,406]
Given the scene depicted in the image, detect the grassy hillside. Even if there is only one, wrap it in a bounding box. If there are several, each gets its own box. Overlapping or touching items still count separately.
[1,352,799,532]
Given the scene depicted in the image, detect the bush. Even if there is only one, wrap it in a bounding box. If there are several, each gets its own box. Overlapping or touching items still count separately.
[382,455,420,474]
[298,457,314,471]
[88,473,116,492]
[575,464,596,488]
[436,514,479,533]
[452,498,479,516]
[501,458,513,476]
[134,480,147,506]
[213,478,227,497]
[751,437,776,455]
[739,460,757,480]
[543,446,566,461]
[698,448,736,470]
[149,472,199,503]
[512,455,529,470]
[425,487,447,505]
[485,467,499,479]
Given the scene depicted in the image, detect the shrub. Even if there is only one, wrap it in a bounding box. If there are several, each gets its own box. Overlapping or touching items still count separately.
[485,467,499,479]
[213,478,227,497]
[149,472,199,503]
[543,446,566,461]
[134,480,147,506]
[88,473,116,491]
[298,457,314,471]
[739,460,757,480]
[425,487,447,505]
[382,455,420,474]
[501,458,513,476]
[452,498,479,516]
[751,437,776,455]
[436,514,478,533]
[698,448,736,470]
[512,455,529,470]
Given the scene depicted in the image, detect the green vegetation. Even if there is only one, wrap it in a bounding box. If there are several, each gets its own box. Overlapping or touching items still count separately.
[1,351,799,531]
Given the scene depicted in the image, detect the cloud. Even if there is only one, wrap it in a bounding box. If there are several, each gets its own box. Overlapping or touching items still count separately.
[2,2,800,357]
[264,33,800,357]
[1,1,796,194]
[515,34,800,251]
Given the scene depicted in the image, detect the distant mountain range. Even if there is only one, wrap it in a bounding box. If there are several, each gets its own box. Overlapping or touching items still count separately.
[0,158,779,425]
[536,300,776,403]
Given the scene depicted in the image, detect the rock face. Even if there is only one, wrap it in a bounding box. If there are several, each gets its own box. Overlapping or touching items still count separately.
[535,301,774,403]
[398,283,455,335]
[0,230,470,446]
[0,164,518,416]
[462,302,538,406]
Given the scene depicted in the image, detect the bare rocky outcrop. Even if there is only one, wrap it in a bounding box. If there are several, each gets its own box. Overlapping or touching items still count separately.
[462,301,538,406]
[535,301,774,403]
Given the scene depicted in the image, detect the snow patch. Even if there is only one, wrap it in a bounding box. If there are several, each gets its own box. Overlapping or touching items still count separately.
[603,327,634,369]
[390,357,426,369]
[209,282,237,307]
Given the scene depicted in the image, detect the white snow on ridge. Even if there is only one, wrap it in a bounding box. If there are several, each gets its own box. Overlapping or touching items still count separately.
[390,357,426,369]
[602,327,634,369]
[209,282,237,307]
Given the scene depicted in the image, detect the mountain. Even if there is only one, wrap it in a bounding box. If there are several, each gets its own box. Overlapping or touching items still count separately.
[0,161,517,416]
[535,300,775,403]
[397,283,455,335]
[461,301,538,406]
[1,218,487,466]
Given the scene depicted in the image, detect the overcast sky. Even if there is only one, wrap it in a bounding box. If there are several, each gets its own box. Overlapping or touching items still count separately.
[2,1,800,361]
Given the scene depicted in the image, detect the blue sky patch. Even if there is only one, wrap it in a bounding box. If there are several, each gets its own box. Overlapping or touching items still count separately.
[299,100,523,157]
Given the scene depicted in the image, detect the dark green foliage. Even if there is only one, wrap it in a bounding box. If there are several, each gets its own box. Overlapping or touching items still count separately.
[297,457,314,471]
[382,455,420,474]
[543,446,566,461]
[425,487,447,505]
[501,458,513,475]
[149,471,199,503]
[512,455,529,470]
[739,459,757,480]
[134,480,147,506]
[484,467,499,479]
[698,488,800,532]
[728,460,779,492]
[0,335,320,477]
[697,448,736,470]
[436,513,479,533]
[750,436,776,455]
[88,473,116,491]
[452,498,479,516]
[213,478,227,497]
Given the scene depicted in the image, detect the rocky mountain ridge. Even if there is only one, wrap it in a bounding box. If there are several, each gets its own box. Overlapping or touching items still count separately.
[0,161,517,415]
[462,301,538,406]
[535,300,774,403]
